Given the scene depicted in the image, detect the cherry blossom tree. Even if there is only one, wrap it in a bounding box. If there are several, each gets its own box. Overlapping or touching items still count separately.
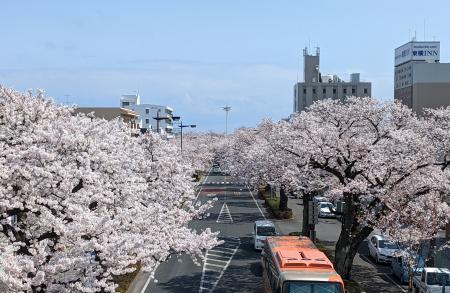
[282,97,447,278]
[174,132,224,178]
[222,96,449,280]
[0,86,219,292]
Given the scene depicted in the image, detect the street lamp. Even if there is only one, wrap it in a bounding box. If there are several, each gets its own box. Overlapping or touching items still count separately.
[153,110,168,134]
[176,121,196,152]
[221,105,231,135]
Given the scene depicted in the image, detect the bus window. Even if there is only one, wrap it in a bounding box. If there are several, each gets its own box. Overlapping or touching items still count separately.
[283,281,343,293]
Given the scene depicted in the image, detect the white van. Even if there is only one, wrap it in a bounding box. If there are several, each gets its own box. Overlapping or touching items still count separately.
[253,220,276,250]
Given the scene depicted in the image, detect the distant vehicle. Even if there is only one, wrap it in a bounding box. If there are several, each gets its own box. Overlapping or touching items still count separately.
[368,235,399,263]
[412,267,450,293]
[314,196,328,202]
[253,220,276,250]
[318,201,336,218]
[261,236,346,293]
[391,253,425,284]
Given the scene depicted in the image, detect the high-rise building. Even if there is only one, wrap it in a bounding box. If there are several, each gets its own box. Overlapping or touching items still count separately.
[293,47,372,113]
[394,40,450,113]
[120,94,175,137]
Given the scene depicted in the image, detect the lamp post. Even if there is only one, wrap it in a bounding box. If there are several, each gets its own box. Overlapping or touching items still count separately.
[179,121,196,152]
[172,116,196,151]
[153,110,168,134]
[221,105,231,135]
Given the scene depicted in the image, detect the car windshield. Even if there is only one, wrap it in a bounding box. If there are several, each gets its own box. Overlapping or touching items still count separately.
[283,281,343,293]
[378,240,398,249]
[257,226,275,236]
[426,272,450,286]
[320,203,334,209]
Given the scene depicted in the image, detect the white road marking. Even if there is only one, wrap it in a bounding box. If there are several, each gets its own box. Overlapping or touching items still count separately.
[199,237,241,293]
[142,167,212,292]
[209,247,236,252]
[359,254,406,292]
[140,262,160,293]
[246,183,266,220]
[216,202,233,223]
[195,167,212,202]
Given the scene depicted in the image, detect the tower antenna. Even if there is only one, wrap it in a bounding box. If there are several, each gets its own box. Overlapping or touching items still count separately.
[221,105,231,135]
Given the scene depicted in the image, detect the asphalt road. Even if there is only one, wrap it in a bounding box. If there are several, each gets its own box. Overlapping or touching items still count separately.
[143,169,407,293]
[144,170,267,293]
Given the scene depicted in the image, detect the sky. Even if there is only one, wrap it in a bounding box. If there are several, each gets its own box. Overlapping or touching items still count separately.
[1,1,449,133]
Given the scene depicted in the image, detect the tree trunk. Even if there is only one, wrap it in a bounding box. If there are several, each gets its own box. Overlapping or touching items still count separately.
[334,194,373,279]
[279,186,288,211]
[302,193,312,236]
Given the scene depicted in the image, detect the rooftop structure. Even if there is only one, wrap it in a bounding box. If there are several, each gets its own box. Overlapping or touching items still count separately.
[120,94,175,137]
[293,47,371,112]
[74,107,139,133]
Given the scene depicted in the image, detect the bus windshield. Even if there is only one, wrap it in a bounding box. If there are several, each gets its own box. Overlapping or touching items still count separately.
[283,281,343,293]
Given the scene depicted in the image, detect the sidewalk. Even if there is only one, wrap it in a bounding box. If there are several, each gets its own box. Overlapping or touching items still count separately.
[126,271,151,293]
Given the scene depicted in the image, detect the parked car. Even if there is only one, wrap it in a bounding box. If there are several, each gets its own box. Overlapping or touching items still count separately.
[391,253,425,284]
[368,235,399,263]
[412,267,450,293]
[314,196,328,203]
[253,220,276,250]
[318,201,336,218]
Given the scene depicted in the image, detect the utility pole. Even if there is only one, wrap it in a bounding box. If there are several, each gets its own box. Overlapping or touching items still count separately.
[222,105,231,135]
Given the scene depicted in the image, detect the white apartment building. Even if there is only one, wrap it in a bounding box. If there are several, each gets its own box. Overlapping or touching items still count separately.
[120,94,175,137]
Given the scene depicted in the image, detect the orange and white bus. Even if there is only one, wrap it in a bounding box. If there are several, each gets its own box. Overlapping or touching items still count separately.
[261,236,345,293]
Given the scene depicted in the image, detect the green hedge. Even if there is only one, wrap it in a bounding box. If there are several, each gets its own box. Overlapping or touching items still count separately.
[261,192,292,219]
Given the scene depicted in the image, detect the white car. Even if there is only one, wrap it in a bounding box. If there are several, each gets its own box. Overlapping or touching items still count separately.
[318,201,336,218]
[253,220,276,250]
[412,267,450,293]
[368,235,399,263]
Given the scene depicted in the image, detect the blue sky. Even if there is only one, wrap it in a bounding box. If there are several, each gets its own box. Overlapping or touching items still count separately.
[1,1,449,132]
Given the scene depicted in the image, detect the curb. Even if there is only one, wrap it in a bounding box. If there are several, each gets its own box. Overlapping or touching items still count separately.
[126,270,151,293]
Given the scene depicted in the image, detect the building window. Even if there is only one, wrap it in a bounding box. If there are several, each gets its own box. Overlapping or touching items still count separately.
[303,88,307,94]
[312,88,316,94]
[323,88,326,94]
[145,108,149,114]
[352,88,356,94]
[145,119,150,124]
[122,102,129,106]
[364,88,368,94]
[343,88,347,94]
[333,88,337,94]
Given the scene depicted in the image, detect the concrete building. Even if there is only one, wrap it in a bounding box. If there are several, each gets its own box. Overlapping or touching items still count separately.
[394,40,450,113]
[74,107,139,133]
[293,47,372,112]
[120,94,174,137]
